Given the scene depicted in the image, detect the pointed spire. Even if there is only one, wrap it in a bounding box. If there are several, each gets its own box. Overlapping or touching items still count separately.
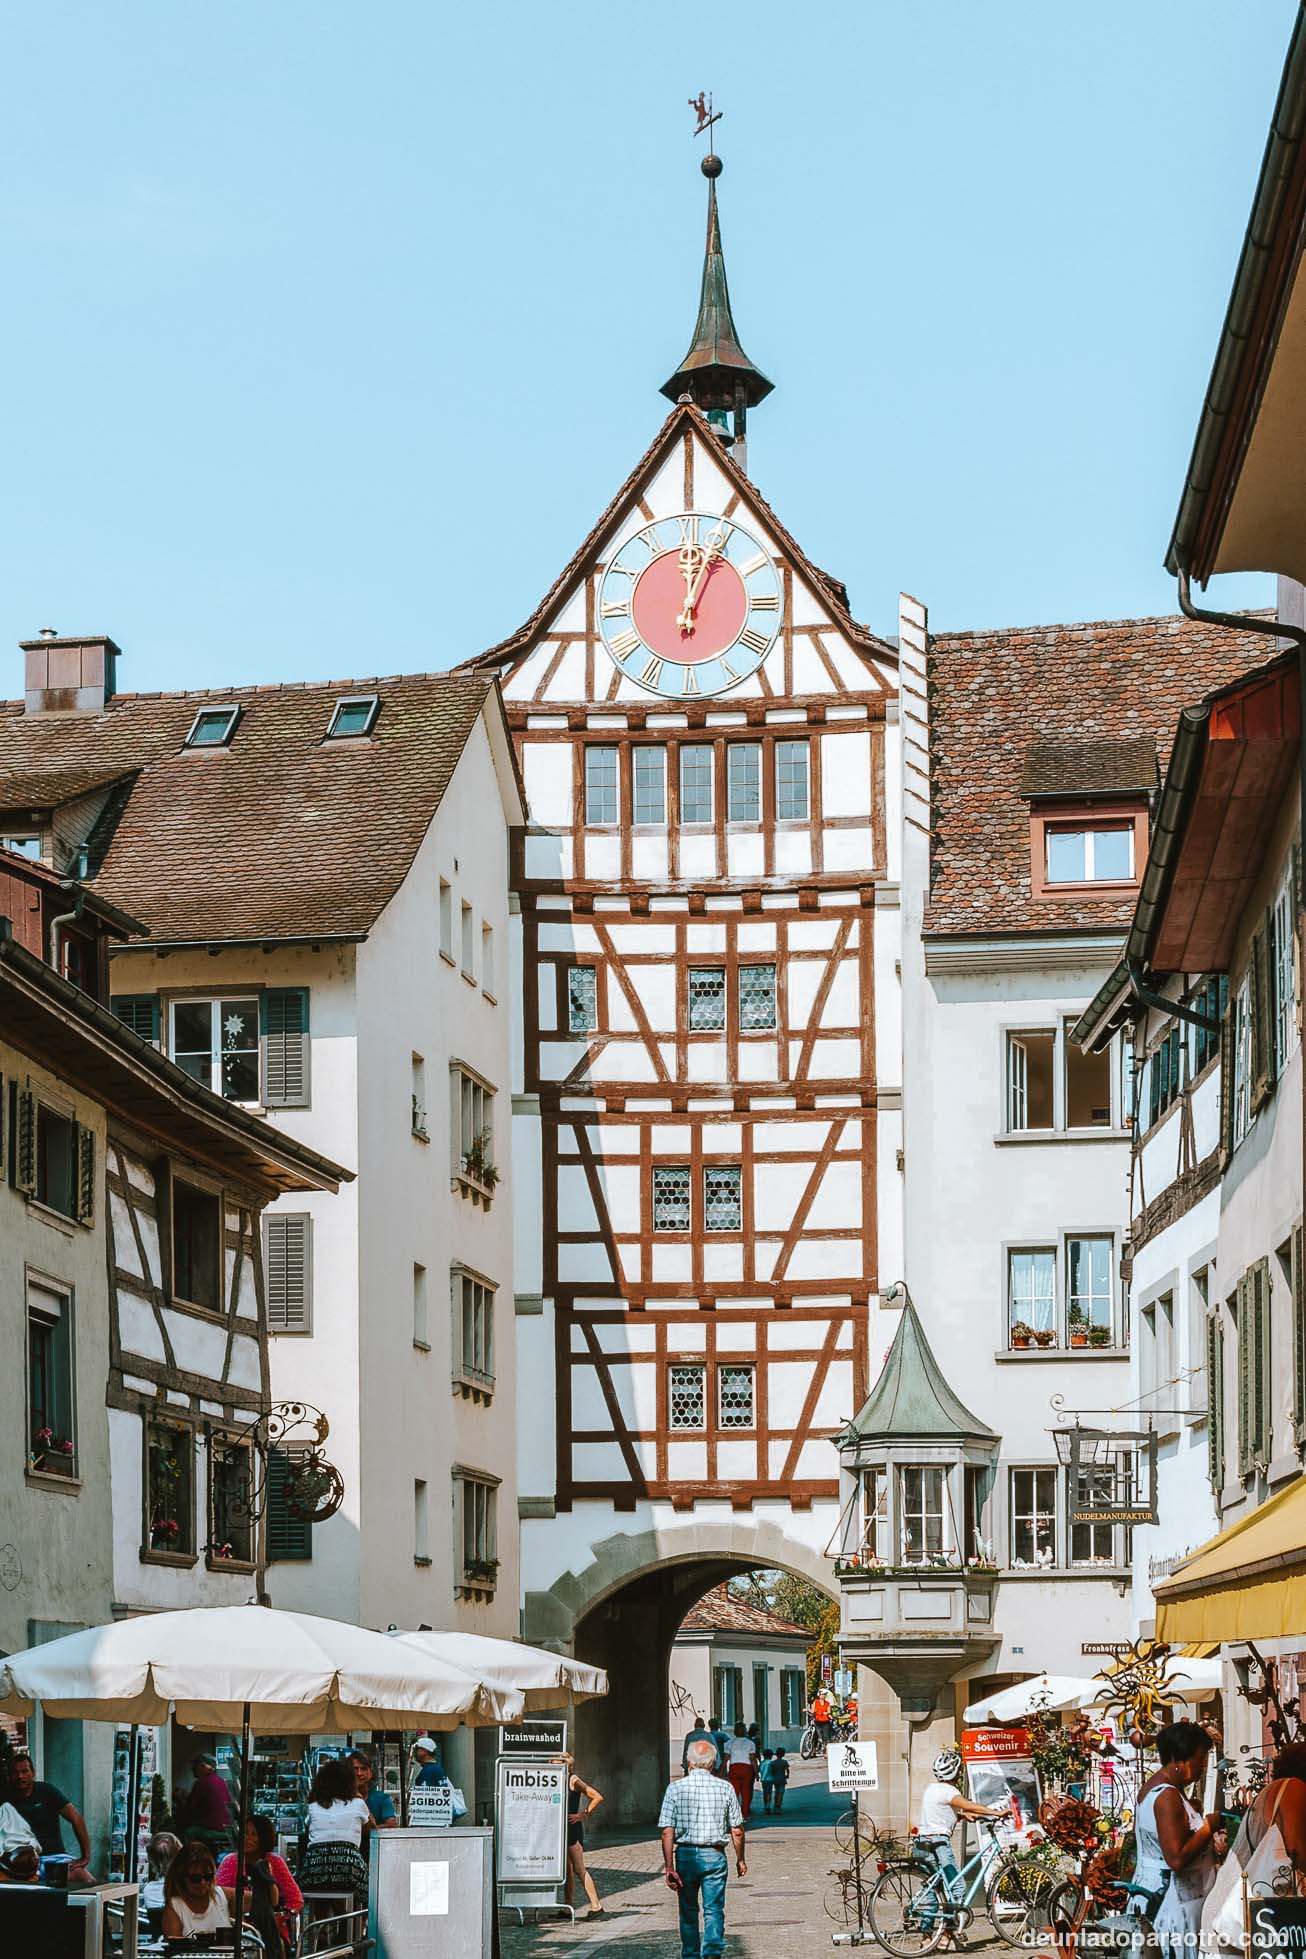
[661,153,774,414]
[843,1286,996,1444]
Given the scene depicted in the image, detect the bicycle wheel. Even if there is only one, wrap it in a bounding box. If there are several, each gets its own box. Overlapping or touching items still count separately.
[867,1861,948,1957]
[986,1856,1059,1948]
[834,1806,884,1861]
[800,1724,817,1761]
[1045,1878,1084,1939]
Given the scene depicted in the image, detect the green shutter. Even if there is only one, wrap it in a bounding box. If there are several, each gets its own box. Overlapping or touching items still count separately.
[265,1448,313,1561]
[264,1213,312,1332]
[1218,1001,1234,1164]
[112,995,160,1044]
[1253,1259,1271,1467]
[1237,1274,1252,1478]
[1251,924,1272,1108]
[14,1086,36,1195]
[1293,1225,1306,1445]
[1208,1314,1225,1493]
[261,989,311,1108]
[75,1124,96,1226]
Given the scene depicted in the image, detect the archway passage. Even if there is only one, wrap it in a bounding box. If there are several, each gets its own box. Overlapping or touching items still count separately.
[566,1551,835,1826]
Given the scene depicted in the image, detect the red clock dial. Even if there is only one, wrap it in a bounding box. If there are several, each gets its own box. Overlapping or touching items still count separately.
[631,549,749,664]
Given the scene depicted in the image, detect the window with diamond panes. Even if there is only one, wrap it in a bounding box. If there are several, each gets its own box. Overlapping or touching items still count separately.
[584,745,619,824]
[738,965,776,1030]
[680,745,714,824]
[669,1364,706,1430]
[776,740,810,820]
[718,1364,755,1429]
[688,968,726,1031]
[727,743,761,822]
[653,1166,692,1231]
[703,1164,742,1231]
[633,745,667,824]
[568,967,597,1034]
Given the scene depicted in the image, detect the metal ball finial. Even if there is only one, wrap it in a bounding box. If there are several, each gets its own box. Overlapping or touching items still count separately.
[701,152,723,180]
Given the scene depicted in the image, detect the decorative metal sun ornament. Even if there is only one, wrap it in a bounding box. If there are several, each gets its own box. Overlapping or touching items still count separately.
[208,1400,344,1553]
[1091,1638,1187,1741]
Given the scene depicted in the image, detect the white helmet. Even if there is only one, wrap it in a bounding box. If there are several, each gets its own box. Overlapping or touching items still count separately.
[932,1748,962,1782]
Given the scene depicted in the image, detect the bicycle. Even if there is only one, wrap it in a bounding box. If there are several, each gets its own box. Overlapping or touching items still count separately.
[867,1819,1059,1954]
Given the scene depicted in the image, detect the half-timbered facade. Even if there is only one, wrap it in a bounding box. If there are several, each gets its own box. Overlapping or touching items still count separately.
[462,152,900,1815]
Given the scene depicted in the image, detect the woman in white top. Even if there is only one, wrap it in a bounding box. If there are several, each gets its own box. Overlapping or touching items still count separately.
[299,1754,373,1913]
[161,1841,236,1938]
[1133,1720,1224,1949]
[724,1723,759,1818]
[916,1748,1006,1884]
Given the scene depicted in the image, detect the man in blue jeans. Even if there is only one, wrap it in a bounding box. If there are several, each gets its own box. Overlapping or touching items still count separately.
[659,1738,747,1959]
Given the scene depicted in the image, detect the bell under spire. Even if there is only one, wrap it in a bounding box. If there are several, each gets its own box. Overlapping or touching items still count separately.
[660,151,774,444]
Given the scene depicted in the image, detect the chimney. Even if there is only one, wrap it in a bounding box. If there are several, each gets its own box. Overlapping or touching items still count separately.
[21,631,121,715]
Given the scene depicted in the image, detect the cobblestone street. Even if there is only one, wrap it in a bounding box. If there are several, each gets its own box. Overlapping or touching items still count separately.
[500,1759,899,1959]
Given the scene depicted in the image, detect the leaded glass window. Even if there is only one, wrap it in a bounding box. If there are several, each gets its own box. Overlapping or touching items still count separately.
[680,745,714,824]
[688,968,726,1031]
[703,1164,742,1232]
[568,967,597,1034]
[653,1165,691,1231]
[776,740,809,820]
[633,745,667,824]
[718,1364,755,1429]
[669,1364,705,1430]
[584,746,619,824]
[726,743,761,822]
[738,964,776,1030]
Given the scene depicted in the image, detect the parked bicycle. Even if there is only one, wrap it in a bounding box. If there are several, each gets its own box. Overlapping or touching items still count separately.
[867,1818,1059,1954]
[800,1711,856,1759]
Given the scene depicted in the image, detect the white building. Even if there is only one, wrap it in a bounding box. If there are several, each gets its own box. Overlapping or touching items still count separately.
[669,1585,811,1759]
[0,646,525,1813]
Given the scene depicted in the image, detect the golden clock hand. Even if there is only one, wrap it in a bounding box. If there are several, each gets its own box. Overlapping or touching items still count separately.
[680,543,724,632]
[677,544,705,635]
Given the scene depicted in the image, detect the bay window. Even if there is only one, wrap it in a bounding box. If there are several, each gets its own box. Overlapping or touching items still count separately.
[899,1465,946,1565]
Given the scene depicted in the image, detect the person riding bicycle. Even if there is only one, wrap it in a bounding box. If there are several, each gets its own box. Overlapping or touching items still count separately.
[810,1689,833,1754]
[917,1748,1007,1892]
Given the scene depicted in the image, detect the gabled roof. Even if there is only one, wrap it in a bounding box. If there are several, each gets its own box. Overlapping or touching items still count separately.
[0,672,522,947]
[0,765,136,810]
[843,1290,995,1444]
[926,610,1273,939]
[457,401,892,672]
[678,1584,810,1643]
[1019,737,1157,802]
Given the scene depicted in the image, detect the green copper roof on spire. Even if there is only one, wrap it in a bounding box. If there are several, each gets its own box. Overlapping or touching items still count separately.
[661,156,774,412]
[843,1287,996,1444]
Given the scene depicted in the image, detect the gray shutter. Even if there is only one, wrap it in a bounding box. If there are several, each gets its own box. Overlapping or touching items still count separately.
[264,1213,312,1332]
[1237,1274,1252,1478]
[1208,1315,1225,1493]
[14,1086,36,1194]
[1253,1258,1272,1467]
[1250,924,1272,1109]
[261,989,311,1108]
[75,1124,96,1226]
[1218,1001,1234,1165]
[112,995,160,1045]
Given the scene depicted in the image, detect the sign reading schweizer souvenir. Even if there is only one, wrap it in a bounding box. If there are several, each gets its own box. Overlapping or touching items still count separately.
[597,508,783,698]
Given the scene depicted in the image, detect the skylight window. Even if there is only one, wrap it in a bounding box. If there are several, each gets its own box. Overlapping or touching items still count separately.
[326,695,379,740]
[185,705,240,749]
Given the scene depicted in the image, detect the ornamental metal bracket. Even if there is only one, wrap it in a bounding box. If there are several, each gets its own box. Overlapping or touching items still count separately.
[207,1400,345,1556]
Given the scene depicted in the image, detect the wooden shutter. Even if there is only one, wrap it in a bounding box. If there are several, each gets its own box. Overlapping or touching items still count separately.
[1237,1274,1252,1477]
[261,989,311,1107]
[1218,999,1234,1165]
[14,1086,36,1194]
[75,1124,96,1226]
[112,995,160,1044]
[265,1448,313,1561]
[264,1213,312,1332]
[1253,1259,1271,1466]
[1293,1224,1306,1445]
[1250,924,1272,1108]
[1207,1315,1225,1492]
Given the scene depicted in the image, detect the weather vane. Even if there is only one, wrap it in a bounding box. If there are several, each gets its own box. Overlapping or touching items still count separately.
[688,91,722,155]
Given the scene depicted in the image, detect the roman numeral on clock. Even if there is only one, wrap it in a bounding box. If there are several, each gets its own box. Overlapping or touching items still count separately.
[641,528,663,556]
[601,599,629,618]
[741,552,769,576]
[682,666,699,694]
[676,514,699,547]
[610,629,641,659]
[640,655,664,687]
[739,628,770,655]
[749,592,779,610]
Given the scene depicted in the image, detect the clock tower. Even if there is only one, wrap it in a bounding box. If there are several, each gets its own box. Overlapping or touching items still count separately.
[461,138,901,1821]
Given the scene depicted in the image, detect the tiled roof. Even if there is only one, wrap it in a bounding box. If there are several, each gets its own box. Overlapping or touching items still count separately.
[1018,736,1157,801]
[0,764,137,810]
[678,1584,811,1642]
[925,611,1274,938]
[0,672,503,944]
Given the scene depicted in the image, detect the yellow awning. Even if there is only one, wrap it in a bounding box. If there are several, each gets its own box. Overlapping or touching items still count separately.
[1155,1478,1306,1646]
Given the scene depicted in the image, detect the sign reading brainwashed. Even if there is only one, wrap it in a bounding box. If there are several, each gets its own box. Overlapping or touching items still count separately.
[962,1728,1040,1830]
[498,1719,567,1760]
[408,1780,454,1828]
[827,1740,878,1792]
[1250,1898,1306,1954]
[495,1760,567,1885]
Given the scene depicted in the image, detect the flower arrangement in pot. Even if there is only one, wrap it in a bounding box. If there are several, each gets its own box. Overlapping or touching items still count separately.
[1010,1321,1034,1350]
[1087,1324,1112,1349]
[1032,1327,1056,1348]
[462,1128,500,1192]
[464,1557,500,1585]
[31,1426,75,1474]
[1069,1307,1089,1349]
[150,1516,181,1550]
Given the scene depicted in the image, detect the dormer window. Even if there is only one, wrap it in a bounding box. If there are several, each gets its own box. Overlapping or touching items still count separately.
[325,695,379,740]
[1045,821,1135,885]
[1021,738,1152,900]
[1,833,42,860]
[185,705,240,749]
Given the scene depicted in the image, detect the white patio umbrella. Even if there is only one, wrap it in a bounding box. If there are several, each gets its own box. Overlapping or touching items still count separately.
[390,1629,608,1712]
[0,1604,524,1949]
[963,1674,1100,1723]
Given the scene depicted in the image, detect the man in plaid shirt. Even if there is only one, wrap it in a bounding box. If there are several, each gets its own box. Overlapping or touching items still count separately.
[659,1738,747,1959]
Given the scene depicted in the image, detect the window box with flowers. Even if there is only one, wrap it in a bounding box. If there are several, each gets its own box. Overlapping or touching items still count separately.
[30,1426,76,1476]
[144,1417,196,1562]
[458,1129,500,1207]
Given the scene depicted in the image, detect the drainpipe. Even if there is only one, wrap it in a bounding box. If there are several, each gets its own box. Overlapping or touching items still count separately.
[47,885,86,979]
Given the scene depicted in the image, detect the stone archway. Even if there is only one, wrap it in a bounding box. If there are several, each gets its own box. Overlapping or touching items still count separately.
[523,1518,835,1825]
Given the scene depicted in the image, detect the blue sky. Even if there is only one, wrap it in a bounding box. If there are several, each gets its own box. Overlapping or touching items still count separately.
[1,1,1291,694]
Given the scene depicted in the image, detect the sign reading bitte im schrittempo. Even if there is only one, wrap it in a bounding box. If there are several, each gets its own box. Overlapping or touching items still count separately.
[827,1741,879,1792]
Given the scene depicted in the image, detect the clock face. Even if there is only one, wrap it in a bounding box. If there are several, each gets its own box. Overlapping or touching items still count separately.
[597,510,783,699]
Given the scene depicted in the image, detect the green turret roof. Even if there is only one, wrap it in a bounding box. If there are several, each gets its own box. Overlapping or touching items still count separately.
[844,1290,996,1444]
[661,159,773,412]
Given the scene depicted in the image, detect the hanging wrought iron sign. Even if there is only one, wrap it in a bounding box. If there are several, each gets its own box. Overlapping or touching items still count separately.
[208,1401,344,1554]
[1057,1419,1159,1526]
